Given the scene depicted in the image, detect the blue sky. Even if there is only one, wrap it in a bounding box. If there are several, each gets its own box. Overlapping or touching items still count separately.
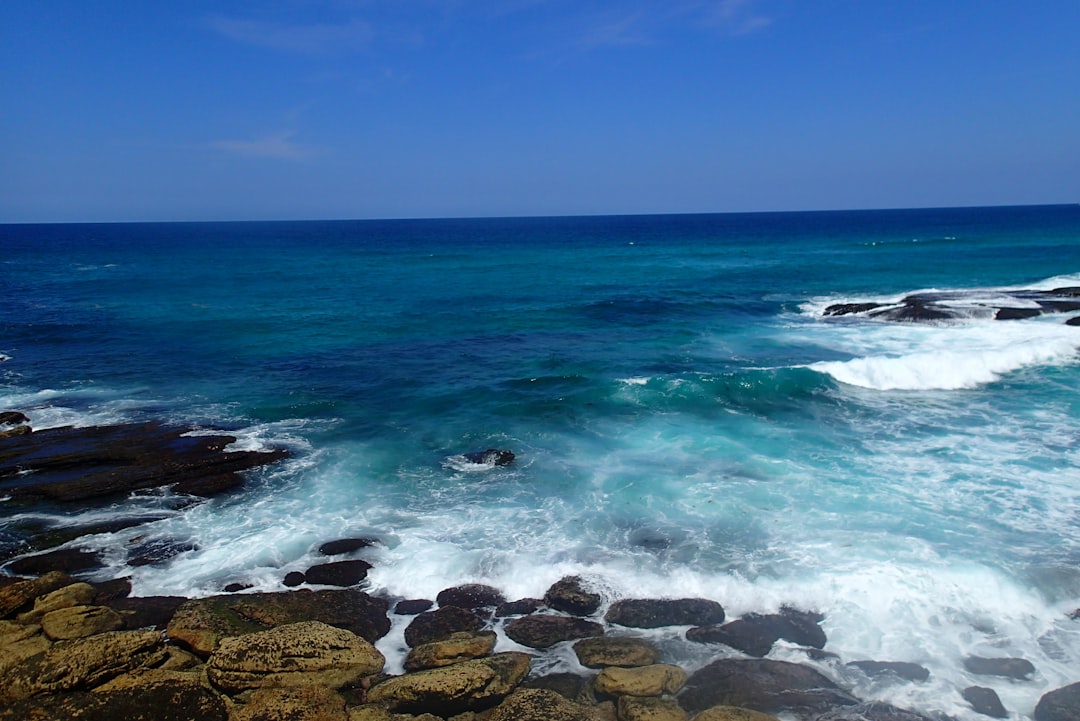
[2,1,1078,222]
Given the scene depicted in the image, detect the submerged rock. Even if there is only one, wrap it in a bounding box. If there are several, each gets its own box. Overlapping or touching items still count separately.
[463,449,515,465]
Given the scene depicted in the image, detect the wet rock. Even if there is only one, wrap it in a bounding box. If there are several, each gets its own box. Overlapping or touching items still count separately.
[304,558,372,586]
[166,588,390,655]
[41,604,124,640]
[677,659,857,716]
[108,595,186,630]
[823,303,883,317]
[405,630,498,671]
[497,597,544,616]
[0,628,166,703]
[223,582,252,592]
[367,651,531,716]
[595,664,687,697]
[689,707,781,721]
[4,547,105,576]
[996,307,1041,320]
[962,686,1007,718]
[0,422,290,503]
[0,425,30,439]
[395,598,435,615]
[545,576,602,616]
[523,672,593,701]
[505,614,604,649]
[464,449,515,466]
[619,696,688,721]
[318,537,378,555]
[1066,316,1080,327]
[489,688,605,721]
[16,581,97,623]
[0,570,75,618]
[815,702,935,721]
[573,636,660,668]
[207,620,385,693]
[233,685,349,721]
[283,571,305,587]
[606,598,725,629]
[686,608,825,657]
[0,620,50,674]
[404,605,485,647]
[0,673,228,721]
[963,655,1036,679]
[437,583,507,610]
[846,661,930,682]
[0,411,30,426]
[126,538,198,567]
[89,576,133,604]
[1035,681,1080,721]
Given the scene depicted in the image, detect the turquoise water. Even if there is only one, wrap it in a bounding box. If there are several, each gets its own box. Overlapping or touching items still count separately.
[3,206,1080,717]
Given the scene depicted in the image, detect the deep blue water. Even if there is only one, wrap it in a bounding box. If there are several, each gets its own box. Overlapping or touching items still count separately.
[3,205,1080,718]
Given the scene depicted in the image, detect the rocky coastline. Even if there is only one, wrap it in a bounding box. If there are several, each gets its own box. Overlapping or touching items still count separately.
[1,414,1078,721]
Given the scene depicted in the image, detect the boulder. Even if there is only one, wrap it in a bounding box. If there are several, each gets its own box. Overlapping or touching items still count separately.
[689,707,781,721]
[0,411,30,426]
[367,651,531,716]
[962,686,1007,718]
[41,604,124,640]
[125,538,198,567]
[395,598,434,615]
[437,583,507,609]
[283,571,306,587]
[505,614,604,649]
[166,588,390,655]
[463,449,515,466]
[677,659,857,716]
[405,630,498,671]
[815,702,935,721]
[0,570,75,618]
[0,620,50,674]
[523,672,593,701]
[606,598,725,629]
[404,605,484,647]
[16,581,97,623]
[1035,682,1080,721]
[619,696,688,721]
[319,537,378,556]
[206,620,385,693]
[233,685,349,721]
[545,576,602,616]
[0,628,166,703]
[962,655,1035,680]
[846,661,930,682]
[573,636,660,668]
[488,688,605,721]
[686,608,825,657]
[303,559,372,586]
[595,664,687,697]
[497,597,544,616]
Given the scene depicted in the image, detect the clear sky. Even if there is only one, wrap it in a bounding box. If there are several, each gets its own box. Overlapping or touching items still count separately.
[2,1,1078,222]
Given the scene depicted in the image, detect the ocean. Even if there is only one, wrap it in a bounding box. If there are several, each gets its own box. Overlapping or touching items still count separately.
[2,205,1080,718]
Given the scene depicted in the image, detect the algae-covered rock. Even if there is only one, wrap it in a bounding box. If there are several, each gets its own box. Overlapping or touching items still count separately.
[0,570,74,618]
[0,620,50,674]
[15,581,96,623]
[206,620,385,693]
[403,605,485,647]
[619,695,688,721]
[41,603,124,640]
[404,630,498,671]
[504,614,604,649]
[0,628,166,703]
[595,664,687,697]
[367,651,531,715]
[488,688,606,721]
[573,636,660,668]
[232,685,350,721]
[677,659,857,716]
[690,706,781,721]
[606,599,725,629]
[544,576,602,616]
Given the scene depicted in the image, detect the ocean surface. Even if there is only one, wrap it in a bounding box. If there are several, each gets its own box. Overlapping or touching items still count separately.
[3,206,1080,717]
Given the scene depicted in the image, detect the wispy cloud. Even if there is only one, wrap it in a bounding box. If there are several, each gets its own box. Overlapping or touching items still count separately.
[211,132,314,161]
[206,15,373,55]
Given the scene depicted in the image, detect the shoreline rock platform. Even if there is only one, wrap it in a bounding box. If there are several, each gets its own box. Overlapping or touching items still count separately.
[1,416,1079,720]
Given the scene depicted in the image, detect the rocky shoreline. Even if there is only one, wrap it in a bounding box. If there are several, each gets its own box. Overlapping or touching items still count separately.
[1,415,1079,721]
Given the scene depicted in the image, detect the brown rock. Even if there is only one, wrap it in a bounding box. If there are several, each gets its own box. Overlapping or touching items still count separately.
[206,620,385,693]
[595,664,687,697]
[690,707,781,721]
[574,636,661,668]
[437,583,507,610]
[619,696,688,721]
[496,597,544,616]
[367,651,531,716]
[545,576,602,616]
[109,595,187,630]
[487,688,605,721]
[0,424,31,438]
[605,599,725,629]
[523,672,593,702]
[41,604,124,640]
[0,620,50,674]
[0,674,227,721]
[405,630,498,671]
[0,570,75,618]
[0,411,30,426]
[395,598,434,615]
[232,685,350,721]
[962,686,1007,718]
[504,614,604,649]
[0,628,166,703]
[166,588,390,655]
[404,605,485,647]
[16,580,97,623]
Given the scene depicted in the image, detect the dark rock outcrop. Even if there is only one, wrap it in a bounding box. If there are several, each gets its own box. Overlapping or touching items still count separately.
[963,686,1008,718]
[395,598,435,615]
[108,595,187,630]
[677,658,857,716]
[544,576,602,616]
[1035,682,1080,721]
[496,597,544,616]
[815,702,935,721]
[303,559,372,586]
[0,411,30,426]
[962,655,1035,680]
[404,605,484,647]
[605,597,725,628]
[686,608,825,657]
[464,449,515,466]
[436,583,507,610]
[4,547,105,576]
[318,537,378,556]
[504,614,604,649]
